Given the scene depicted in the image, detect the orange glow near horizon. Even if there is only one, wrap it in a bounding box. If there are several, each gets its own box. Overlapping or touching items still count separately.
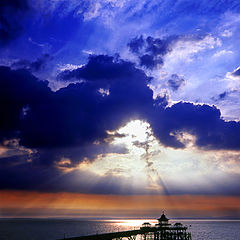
[1,190,240,218]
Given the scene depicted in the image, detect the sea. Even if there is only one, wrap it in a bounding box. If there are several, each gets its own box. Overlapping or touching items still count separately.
[0,218,240,240]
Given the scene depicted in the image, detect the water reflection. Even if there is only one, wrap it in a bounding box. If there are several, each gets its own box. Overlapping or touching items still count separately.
[104,219,157,228]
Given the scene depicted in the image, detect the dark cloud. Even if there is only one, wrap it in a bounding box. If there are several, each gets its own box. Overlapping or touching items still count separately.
[139,54,163,69]
[56,56,240,152]
[127,35,144,54]
[11,54,53,72]
[0,0,29,44]
[150,101,240,150]
[211,90,238,102]
[2,54,240,192]
[167,74,186,91]
[212,91,228,102]
[145,36,173,56]
[218,91,228,100]
[0,55,153,167]
[57,54,145,84]
[128,35,178,69]
[24,55,153,149]
[0,66,51,142]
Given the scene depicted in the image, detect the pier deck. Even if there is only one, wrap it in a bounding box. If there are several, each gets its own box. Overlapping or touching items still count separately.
[59,226,191,240]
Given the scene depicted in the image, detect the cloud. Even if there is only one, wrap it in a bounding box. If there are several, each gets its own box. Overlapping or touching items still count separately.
[0,55,154,167]
[149,101,240,150]
[57,54,150,84]
[11,54,53,72]
[4,55,240,153]
[0,66,51,143]
[225,66,240,89]
[139,54,163,69]
[127,35,145,54]
[211,90,239,102]
[167,74,186,91]
[0,0,29,45]
[1,0,240,197]
[128,35,178,69]
[2,54,240,192]
[221,30,233,37]
[216,91,228,101]
[58,56,240,152]
[166,34,221,64]
[0,157,147,194]
[213,50,233,58]
[128,34,220,70]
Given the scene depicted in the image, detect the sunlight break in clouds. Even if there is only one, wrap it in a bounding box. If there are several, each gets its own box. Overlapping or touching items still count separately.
[78,120,164,193]
[77,119,240,196]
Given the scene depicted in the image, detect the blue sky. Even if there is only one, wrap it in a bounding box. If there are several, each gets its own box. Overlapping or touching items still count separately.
[1,0,240,218]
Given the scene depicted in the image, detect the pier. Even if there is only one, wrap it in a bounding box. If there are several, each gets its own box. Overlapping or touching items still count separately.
[59,213,192,240]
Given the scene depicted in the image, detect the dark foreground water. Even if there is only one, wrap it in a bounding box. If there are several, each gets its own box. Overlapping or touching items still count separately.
[0,218,240,240]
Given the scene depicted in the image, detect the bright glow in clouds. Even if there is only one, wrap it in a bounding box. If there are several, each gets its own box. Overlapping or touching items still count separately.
[79,120,160,192]
[78,119,240,195]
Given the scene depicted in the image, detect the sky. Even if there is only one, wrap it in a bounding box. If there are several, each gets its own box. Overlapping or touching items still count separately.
[1,0,240,219]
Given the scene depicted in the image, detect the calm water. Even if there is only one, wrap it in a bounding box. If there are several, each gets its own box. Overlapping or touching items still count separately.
[0,218,240,240]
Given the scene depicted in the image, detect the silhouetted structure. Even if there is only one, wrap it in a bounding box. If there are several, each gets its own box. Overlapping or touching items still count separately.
[59,213,192,240]
[155,212,171,227]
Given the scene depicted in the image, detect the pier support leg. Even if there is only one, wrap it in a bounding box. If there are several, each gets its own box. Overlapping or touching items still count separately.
[128,236,136,240]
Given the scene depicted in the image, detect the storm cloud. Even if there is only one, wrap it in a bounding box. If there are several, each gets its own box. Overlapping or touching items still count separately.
[1,54,240,192]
